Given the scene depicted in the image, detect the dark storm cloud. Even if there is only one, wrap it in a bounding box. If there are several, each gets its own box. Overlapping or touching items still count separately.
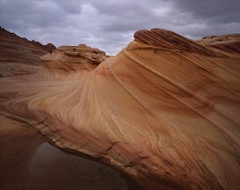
[0,1,61,29]
[0,0,239,55]
[172,0,240,23]
[169,0,240,38]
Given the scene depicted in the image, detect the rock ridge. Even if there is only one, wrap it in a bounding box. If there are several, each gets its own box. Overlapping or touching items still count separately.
[133,28,220,56]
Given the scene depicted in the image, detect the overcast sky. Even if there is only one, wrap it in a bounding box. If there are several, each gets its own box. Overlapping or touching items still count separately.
[0,0,240,55]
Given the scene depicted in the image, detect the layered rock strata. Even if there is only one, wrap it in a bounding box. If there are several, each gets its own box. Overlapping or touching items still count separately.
[0,29,240,189]
[197,33,240,58]
[0,27,55,77]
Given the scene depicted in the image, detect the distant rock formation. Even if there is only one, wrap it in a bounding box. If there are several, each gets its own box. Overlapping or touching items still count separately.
[0,26,56,77]
[1,28,240,189]
[197,33,240,58]
[41,44,107,76]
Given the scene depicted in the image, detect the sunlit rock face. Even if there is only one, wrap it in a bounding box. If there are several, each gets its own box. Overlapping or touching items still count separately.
[1,28,240,189]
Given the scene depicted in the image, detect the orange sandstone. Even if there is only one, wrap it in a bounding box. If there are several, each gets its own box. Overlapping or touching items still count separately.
[0,29,240,189]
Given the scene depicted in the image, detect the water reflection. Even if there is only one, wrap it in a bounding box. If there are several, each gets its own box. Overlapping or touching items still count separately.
[27,142,130,190]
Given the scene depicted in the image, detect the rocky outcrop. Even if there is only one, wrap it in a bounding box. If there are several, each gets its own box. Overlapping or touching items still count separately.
[41,44,107,76]
[197,34,240,58]
[0,26,56,77]
[134,29,221,56]
[1,28,240,189]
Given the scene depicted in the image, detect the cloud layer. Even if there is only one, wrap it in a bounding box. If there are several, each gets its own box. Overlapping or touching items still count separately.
[1,0,240,54]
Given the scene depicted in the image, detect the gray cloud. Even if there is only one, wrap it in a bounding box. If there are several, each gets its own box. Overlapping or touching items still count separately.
[172,0,240,23]
[0,0,240,55]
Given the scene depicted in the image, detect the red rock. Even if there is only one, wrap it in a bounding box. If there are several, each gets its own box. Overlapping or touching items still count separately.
[1,28,240,189]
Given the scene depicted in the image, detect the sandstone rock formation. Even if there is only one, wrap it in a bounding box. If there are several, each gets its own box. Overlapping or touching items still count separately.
[41,44,107,77]
[197,33,240,58]
[0,27,56,77]
[0,28,240,189]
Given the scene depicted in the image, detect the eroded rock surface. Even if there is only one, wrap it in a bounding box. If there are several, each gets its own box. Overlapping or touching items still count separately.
[0,28,240,189]
[197,33,240,58]
[41,44,107,76]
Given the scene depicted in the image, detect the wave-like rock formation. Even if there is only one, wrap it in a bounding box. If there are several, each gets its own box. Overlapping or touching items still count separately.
[1,28,240,189]
[0,26,56,77]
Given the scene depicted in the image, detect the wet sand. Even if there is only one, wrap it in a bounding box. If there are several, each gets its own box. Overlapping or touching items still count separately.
[0,116,140,190]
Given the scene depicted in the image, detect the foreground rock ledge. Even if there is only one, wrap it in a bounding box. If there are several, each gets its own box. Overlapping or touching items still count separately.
[1,29,240,189]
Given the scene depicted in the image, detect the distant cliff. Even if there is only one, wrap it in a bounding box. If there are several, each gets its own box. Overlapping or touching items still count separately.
[0,26,55,77]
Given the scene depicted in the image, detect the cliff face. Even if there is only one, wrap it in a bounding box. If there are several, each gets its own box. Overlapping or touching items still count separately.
[1,29,240,189]
[0,27,55,77]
